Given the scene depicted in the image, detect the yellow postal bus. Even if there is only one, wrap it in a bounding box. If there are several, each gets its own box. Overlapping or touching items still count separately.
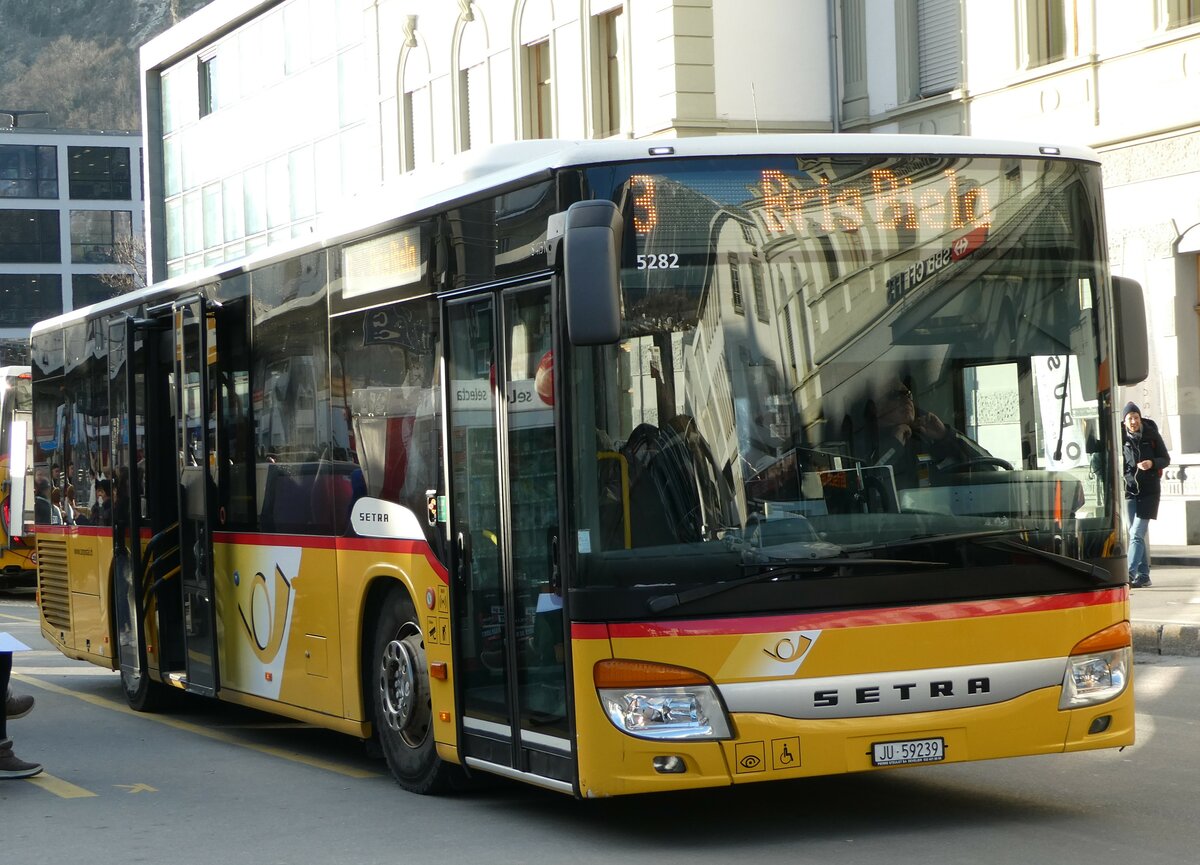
[33,135,1147,797]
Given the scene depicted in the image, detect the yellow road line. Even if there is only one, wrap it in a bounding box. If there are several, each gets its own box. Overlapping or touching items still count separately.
[13,674,380,780]
[27,772,98,799]
[0,611,39,624]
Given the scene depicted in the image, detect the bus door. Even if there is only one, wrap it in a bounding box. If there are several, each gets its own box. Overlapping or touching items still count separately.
[444,282,573,790]
[172,298,219,696]
[108,315,144,691]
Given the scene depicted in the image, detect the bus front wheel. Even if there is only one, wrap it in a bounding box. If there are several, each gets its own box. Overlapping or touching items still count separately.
[371,587,460,794]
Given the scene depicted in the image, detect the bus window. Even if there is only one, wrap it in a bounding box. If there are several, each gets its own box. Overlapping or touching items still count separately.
[330,295,441,548]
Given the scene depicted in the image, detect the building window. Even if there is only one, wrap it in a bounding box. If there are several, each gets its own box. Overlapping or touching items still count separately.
[593,9,623,137]
[525,39,552,139]
[0,274,62,326]
[68,147,132,200]
[840,0,868,119]
[199,53,219,117]
[460,63,489,152]
[1163,0,1200,28]
[0,210,60,263]
[70,210,133,264]
[916,0,961,96]
[403,83,432,171]
[751,260,769,323]
[72,274,130,309]
[0,144,58,199]
[1023,0,1071,69]
[817,235,839,280]
[459,67,472,152]
[727,253,744,315]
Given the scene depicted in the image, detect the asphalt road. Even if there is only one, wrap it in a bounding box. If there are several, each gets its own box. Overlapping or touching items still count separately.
[2,592,1197,865]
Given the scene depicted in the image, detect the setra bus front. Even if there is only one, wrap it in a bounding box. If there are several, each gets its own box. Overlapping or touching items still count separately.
[556,139,1144,796]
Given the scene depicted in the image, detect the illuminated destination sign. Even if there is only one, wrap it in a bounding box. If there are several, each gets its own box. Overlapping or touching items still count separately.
[755,168,992,238]
[629,166,993,240]
[342,227,424,299]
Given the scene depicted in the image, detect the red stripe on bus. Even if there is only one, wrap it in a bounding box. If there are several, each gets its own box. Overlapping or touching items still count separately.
[594,588,1126,639]
[212,531,450,582]
[571,623,611,640]
[34,525,165,539]
[213,531,337,549]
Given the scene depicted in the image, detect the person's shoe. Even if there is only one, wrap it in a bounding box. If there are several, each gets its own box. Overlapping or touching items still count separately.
[1130,576,1152,588]
[6,687,34,720]
[0,738,43,779]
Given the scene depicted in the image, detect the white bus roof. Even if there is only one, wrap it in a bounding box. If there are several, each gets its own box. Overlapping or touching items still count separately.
[31,133,1100,338]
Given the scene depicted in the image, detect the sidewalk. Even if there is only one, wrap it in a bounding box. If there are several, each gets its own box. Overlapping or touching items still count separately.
[1129,546,1200,657]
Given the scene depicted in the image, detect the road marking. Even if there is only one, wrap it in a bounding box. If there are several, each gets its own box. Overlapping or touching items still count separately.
[0,611,39,624]
[27,772,99,799]
[114,783,158,793]
[13,667,121,677]
[14,674,381,780]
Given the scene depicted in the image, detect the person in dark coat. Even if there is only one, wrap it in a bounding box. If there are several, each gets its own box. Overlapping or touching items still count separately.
[1122,402,1170,588]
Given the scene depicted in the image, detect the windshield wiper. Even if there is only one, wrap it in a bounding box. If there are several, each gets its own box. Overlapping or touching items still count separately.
[971,536,1111,583]
[843,527,1034,553]
[851,527,1109,583]
[646,556,947,614]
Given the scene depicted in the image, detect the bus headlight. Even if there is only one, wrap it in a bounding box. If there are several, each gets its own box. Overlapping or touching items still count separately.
[595,659,732,740]
[1059,623,1132,709]
[599,686,731,739]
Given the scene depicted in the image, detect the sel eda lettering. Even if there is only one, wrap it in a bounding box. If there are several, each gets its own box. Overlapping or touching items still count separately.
[456,387,488,401]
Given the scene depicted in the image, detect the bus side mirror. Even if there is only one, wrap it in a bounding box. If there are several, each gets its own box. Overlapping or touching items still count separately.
[561,200,622,345]
[1113,276,1148,386]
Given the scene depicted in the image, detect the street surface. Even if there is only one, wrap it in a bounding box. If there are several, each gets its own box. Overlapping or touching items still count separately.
[2,589,1197,865]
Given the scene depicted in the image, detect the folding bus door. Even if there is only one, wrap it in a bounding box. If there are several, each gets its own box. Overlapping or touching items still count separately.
[172,298,219,696]
[444,282,572,792]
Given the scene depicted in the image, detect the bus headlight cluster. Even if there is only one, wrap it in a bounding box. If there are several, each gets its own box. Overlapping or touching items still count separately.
[1059,646,1130,709]
[599,686,731,740]
[594,659,732,741]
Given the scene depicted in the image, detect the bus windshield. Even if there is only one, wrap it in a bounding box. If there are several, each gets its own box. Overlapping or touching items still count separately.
[571,154,1114,609]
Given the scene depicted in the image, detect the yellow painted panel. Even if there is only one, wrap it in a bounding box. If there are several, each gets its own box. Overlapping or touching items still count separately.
[69,591,110,660]
[572,595,1134,797]
[213,540,343,718]
[69,533,103,595]
[304,634,329,678]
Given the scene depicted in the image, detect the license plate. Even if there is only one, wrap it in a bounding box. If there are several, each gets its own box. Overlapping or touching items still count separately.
[871,736,945,767]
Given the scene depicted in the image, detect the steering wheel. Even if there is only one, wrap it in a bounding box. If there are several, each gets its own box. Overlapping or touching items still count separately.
[941,457,1014,473]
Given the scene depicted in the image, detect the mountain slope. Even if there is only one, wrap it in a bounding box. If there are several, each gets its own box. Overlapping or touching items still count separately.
[0,0,211,130]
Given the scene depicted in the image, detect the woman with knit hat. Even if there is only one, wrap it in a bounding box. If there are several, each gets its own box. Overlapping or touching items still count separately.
[1122,402,1170,588]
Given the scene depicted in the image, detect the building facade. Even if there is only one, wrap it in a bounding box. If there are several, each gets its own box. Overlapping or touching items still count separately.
[141,0,1200,541]
[838,0,1200,541]
[138,0,836,281]
[0,123,144,364]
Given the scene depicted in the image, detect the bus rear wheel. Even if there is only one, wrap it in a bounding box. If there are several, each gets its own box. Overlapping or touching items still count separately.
[110,551,171,711]
[371,587,461,794]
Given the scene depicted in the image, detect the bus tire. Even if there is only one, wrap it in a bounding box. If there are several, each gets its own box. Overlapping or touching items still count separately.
[371,586,461,795]
[111,554,174,712]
